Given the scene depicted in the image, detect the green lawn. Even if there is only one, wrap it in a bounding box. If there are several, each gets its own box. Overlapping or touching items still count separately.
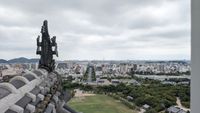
[68,94,138,113]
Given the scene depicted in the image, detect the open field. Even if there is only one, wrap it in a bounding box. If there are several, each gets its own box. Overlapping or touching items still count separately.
[68,94,138,113]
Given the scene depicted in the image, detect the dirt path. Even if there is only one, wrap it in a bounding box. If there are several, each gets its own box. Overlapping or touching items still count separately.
[74,89,95,97]
[175,97,190,112]
[138,108,145,113]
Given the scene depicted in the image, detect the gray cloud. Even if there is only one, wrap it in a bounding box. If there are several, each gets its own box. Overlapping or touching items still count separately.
[0,0,190,60]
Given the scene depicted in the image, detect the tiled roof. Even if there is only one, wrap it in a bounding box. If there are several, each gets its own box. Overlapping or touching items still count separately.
[0,87,11,99]
[0,69,79,113]
[10,79,26,89]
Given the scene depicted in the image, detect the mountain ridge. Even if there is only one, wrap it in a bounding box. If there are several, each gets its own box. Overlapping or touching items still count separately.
[0,57,39,63]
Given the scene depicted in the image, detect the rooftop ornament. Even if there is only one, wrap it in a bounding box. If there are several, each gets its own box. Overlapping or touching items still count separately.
[36,20,58,72]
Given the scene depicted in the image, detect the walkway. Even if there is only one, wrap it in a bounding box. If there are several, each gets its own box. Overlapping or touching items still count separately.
[175,97,190,112]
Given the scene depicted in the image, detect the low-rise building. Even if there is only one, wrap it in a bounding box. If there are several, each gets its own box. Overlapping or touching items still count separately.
[142,104,150,110]
[167,106,187,113]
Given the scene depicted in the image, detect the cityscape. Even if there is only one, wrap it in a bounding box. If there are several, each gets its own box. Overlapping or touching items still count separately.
[0,58,191,113]
[0,0,190,113]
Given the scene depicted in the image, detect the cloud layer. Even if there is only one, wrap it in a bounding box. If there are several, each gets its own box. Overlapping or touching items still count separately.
[0,0,190,60]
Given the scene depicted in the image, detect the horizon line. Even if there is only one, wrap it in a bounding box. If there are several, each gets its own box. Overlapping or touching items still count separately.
[0,57,191,61]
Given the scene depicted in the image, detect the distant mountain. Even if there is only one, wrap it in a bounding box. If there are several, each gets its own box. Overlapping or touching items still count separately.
[0,57,39,64]
[8,57,29,63]
[29,58,40,63]
[0,59,8,63]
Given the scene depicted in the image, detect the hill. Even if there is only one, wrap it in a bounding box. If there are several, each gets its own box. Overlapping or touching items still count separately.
[0,57,39,63]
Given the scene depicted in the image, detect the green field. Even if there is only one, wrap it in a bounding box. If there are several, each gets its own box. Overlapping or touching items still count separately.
[68,94,138,113]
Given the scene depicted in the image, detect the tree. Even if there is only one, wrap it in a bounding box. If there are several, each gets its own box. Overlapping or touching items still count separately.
[145,108,157,113]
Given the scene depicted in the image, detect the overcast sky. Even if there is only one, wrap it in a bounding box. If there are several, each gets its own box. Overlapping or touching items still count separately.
[0,0,190,60]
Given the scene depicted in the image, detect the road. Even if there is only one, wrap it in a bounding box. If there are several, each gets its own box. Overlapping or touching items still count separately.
[87,67,92,82]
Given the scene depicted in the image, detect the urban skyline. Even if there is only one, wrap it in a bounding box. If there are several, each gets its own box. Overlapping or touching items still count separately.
[0,18,191,113]
[0,0,190,60]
